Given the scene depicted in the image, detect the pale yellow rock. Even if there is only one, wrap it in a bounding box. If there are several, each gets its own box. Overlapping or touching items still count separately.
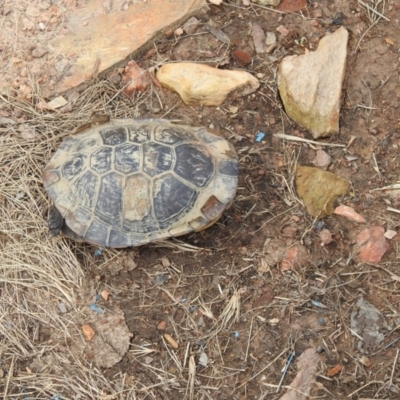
[278,27,348,139]
[48,0,206,95]
[156,63,260,106]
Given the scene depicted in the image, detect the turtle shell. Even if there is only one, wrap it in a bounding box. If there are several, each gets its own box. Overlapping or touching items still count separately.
[42,119,238,248]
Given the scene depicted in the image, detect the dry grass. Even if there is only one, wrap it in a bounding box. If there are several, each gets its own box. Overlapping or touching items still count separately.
[0,81,153,398]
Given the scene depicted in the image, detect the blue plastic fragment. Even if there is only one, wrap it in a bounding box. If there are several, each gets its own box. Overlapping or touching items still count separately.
[255,132,266,142]
[181,297,187,303]
[189,306,197,313]
[319,317,325,325]
[94,248,103,256]
[50,395,64,400]
[95,294,101,302]
[234,331,240,338]
[89,304,104,314]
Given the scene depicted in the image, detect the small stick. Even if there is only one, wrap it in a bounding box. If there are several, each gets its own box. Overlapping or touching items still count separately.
[389,348,399,387]
[387,207,400,214]
[358,0,390,21]
[273,133,346,148]
[371,183,400,191]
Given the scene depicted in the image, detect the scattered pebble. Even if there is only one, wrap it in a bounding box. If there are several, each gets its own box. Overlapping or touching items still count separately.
[157,320,167,330]
[276,24,289,37]
[313,149,331,169]
[122,61,151,96]
[252,23,266,54]
[199,352,208,367]
[94,248,103,256]
[280,244,308,271]
[82,324,96,341]
[46,96,68,110]
[164,333,179,349]
[232,49,252,66]
[359,356,372,367]
[334,204,366,223]
[101,290,110,301]
[384,229,397,239]
[58,303,68,313]
[153,274,170,286]
[357,226,390,264]
[277,0,307,12]
[319,229,333,245]
[182,17,200,35]
[327,365,343,377]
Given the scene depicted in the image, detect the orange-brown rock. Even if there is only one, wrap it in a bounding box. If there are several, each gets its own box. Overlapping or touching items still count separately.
[48,0,206,95]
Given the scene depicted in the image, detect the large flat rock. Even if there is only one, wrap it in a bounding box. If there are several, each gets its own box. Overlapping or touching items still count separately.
[48,0,206,95]
[278,27,348,139]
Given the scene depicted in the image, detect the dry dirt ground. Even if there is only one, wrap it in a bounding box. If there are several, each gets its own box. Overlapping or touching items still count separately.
[1,0,400,399]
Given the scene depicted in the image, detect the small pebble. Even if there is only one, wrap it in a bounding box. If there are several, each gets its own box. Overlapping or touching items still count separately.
[164,333,179,349]
[82,324,95,341]
[58,303,67,313]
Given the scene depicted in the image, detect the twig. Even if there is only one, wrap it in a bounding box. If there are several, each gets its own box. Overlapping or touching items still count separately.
[347,380,383,397]
[387,207,400,214]
[389,348,399,387]
[371,183,400,191]
[237,348,287,389]
[358,0,390,21]
[273,133,346,148]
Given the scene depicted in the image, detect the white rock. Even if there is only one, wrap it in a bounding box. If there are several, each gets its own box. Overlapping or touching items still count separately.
[384,229,397,240]
[277,27,348,139]
[156,63,260,106]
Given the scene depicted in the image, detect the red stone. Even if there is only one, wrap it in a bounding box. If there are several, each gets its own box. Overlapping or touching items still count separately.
[232,49,252,66]
[278,0,308,13]
[357,226,391,263]
[280,245,308,271]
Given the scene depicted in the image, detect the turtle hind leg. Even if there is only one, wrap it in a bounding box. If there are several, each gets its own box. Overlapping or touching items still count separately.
[48,205,64,237]
[61,222,85,242]
[48,206,84,242]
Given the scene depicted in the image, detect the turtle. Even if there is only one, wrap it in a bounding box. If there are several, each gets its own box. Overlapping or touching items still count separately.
[42,119,239,248]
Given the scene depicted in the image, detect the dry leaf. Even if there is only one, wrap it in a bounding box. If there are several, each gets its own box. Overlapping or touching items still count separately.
[82,324,96,341]
[385,38,395,45]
